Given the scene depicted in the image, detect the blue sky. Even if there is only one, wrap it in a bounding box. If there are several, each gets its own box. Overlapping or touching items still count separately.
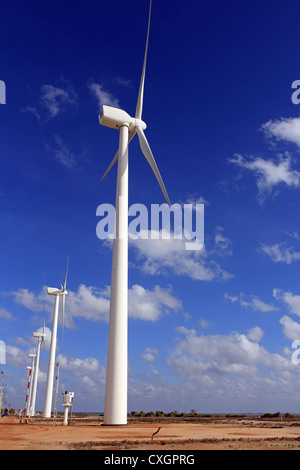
[2,0,300,414]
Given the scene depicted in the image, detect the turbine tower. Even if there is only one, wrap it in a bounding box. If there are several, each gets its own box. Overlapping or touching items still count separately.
[30,320,46,417]
[99,0,169,426]
[43,259,68,418]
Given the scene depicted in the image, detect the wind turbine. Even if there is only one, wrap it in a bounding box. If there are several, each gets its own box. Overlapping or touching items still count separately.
[24,354,36,417]
[43,259,68,418]
[99,0,170,426]
[30,318,46,417]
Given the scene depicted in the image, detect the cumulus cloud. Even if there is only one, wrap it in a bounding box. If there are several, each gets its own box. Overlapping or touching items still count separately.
[4,284,110,328]
[261,117,300,149]
[140,348,162,375]
[273,288,300,316]
[168,327,292,381]
[279,315,300,341]
[129,228,233,282]
[247,326,264,343]
[129,284,182,322]
[57,354,106,399]
[6,345,28,367]
[5,283,182,327]
[260,242,300,264]
[6,287,47,312]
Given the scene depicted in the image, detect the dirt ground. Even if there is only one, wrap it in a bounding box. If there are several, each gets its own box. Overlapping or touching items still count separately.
[1,415,300,450]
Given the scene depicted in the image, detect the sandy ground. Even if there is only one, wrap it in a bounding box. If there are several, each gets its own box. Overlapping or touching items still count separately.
[1,416,300,450]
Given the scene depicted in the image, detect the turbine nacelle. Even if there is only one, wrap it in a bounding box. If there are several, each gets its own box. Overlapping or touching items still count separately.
[47,287,68,296]
[47,287,61,295]
[99,105,147,132]
[33,332,46,339]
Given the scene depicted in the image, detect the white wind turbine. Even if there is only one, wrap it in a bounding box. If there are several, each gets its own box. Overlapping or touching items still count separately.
[99,0,170,426]
[30,318,46,417]
[43,259,68,418]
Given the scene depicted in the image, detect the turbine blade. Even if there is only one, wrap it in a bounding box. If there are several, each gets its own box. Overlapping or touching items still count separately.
[101,150,119,182]
[136,126,170,205]
[135,0,152,120]
[101,131,137,181]
[57,275,63,290]
[63,256,69,291]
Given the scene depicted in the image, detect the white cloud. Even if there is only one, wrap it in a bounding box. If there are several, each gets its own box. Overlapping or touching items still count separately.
[168,327,292,381]
[57,354,104,377]
[261,117,300,149]
[214,230,232,256]
[247,326,264,342]
[4,284,110,328]
[228,153,300,200]
[40,83,77,118]
[199,317,211,329]
[65,284,110,326]
[22,82,77,121]
[279,315,300,341]
[56,354,106,398]
[0,307,15,320]
[6,287,47,312]
[261,243,300,264]
[140,347,159,363]
[140,348,161,375]
[88,82,120,110]
[285,230,300,241]
[6,345,28,367]
[224,292,277,312]
[5,283,181,327]
[21,105,41,121]
[129,229,233,282]
[129,284,182,322]
[45,134,77,169]
[273,288,300,316]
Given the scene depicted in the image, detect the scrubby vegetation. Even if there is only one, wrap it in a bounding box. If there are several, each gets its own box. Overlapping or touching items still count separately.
[129,410,248,418]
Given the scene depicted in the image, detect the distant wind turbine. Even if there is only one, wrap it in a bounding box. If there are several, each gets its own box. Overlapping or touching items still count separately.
[99,0,170,426]
[30,317,46,417]
[43,259,68,418]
